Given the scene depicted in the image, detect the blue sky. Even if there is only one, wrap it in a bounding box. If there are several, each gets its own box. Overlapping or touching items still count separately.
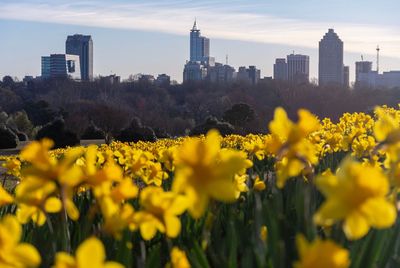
[0,0,399,82]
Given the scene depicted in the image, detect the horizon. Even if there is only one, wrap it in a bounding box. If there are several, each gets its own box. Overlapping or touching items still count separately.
[1,0,400,83]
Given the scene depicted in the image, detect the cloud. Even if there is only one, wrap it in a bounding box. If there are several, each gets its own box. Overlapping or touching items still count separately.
[1,0,399,59]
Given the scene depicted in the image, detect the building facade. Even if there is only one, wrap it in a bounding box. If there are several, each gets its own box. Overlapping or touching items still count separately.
[319,29,344,86]
[358,71,400,89]
[207,63,236,84]
[343,66,350,88]
[355,61,373,83]
[41,56,51,78]
[236,66,260,85]
[47,54,81,80]
[190,21,210,63]
[287,54,309,84]
[183,61,207,82]
[66,34,93,81]
[273,58,288,81]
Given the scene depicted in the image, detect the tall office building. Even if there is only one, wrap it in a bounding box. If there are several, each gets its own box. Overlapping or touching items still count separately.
[319,29,344,86]
[66,34,93,81]
[183,61,207,82]
[287,54,309,84]
[236,66,260,85]
[343,66,350,88]
[49,54,81,80]
[190,21,210,63]
[273,58,288,81]
[184,21,215,82]
[41,56,51,79]
[355,61,373,83]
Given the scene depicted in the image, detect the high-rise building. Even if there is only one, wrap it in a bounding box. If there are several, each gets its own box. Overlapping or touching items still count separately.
[236,66,260,85]
[207,63,236,84]
[49,54,81,80]
[319,29,344,86]
[343,66,350,88]
[247,66,261,85]
[66,34,93,81]
[190,21,210,63]
[355,61,373,83]
[41,56,51,78]
[358,71,400,89]
[287,54,309,84]
[183,61,207,82]
[273,58,288,81]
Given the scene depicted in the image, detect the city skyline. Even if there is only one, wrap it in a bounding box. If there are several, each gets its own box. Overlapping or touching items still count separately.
[1,0,400,82]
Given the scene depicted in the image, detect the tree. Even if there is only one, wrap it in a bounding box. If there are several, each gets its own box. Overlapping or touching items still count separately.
[24,100,56,126]
[0,127,18,149]
[88,103,130,144]
[190,117,235,136]
[115,117,157,143]
[36,118,79,148]
[223,103,255,127]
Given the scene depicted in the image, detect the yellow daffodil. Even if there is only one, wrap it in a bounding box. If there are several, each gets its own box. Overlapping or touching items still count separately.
[266,108,320,188]
[234,174,249,199]
[0,184,13,206]
[0,215,41,267]
[374,106,400,143]
[168,247,191,268]
[260,225,268,242]
[53,237,124,268]
[294,234,350,268]
[314,158,396,240]
[172,130,252,218]
[253,176,266,191]
[133,187,187,240]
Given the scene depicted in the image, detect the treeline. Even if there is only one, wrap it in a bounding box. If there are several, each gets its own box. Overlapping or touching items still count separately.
[0,75,399,148]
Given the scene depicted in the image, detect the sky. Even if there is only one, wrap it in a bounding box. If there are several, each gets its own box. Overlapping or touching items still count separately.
[0,0,399,83]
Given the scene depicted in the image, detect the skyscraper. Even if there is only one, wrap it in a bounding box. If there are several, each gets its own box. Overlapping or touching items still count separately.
[190,20,210,63]
[319,29,344,86]
[287,54,309,84]
[273,58,288,81]
[49,54,81,80]
[355,61,373,83]
[66,34,93,81]
[41,56,51,79]
[343,66,350,88]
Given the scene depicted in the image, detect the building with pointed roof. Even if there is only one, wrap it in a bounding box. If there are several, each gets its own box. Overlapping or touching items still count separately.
[319,29,344,86]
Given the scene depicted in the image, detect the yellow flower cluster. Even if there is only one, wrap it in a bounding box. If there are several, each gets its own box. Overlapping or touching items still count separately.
[1,105,400,267]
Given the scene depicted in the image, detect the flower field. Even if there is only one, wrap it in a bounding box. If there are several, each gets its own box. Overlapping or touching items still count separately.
[1,106,400,267]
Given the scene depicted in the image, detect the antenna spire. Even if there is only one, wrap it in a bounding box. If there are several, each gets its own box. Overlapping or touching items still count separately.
[192,18,197,30]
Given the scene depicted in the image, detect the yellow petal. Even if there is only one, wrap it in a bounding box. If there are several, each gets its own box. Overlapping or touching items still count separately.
[16,205,36,224]
[104,262,125,268]
[361,198,397,228]
[76,237,105,268]
[54,252,76,268]
[13,243,41,267]
[269,107,293,140]
[188,191,209,219]
[140,221,158,240]
[65,199,80,221]
[313,200,349,226]
[2,215,22,245]
[343,212,370,240]
[164,215,181,238]
[44,197,62,213]
[206,179,237,202]
[0,185,14,206]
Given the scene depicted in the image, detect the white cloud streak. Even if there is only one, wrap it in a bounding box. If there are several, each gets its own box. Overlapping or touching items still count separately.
[1,1,399,59]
